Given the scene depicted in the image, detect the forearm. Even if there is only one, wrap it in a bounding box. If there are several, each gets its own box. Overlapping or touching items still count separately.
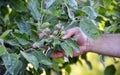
[88,34,120,57]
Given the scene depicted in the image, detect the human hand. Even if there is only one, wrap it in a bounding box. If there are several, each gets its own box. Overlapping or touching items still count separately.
[32,27,91,58]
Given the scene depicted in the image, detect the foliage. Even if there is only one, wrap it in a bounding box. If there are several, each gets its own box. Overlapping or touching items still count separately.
[0,0,120,75]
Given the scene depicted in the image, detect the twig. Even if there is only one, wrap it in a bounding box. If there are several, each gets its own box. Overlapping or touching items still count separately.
[40,0,44,28]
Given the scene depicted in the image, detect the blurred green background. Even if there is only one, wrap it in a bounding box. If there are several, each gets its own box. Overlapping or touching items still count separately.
[70,53,120,75]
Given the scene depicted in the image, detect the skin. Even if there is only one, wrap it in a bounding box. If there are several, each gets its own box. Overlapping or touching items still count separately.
[32,27,120,58]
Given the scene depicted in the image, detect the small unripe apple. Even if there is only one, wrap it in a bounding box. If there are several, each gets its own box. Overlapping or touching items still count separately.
[53,30,59,35]
[60,31,66,36]
[41,22,51,29]
[55,24,61,30]
[50,35,55,39]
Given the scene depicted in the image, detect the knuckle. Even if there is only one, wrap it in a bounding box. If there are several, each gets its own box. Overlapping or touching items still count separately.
[74,27,81,33]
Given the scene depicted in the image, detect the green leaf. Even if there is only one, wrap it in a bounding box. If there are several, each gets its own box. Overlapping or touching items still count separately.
[16,19,31,34]
[103,0,112,7]
[100,55,105,68]
[82,6,97,19]
[81,53,87,60]
[81,53,92,69]
[2,54,22,75]
[46,47,53,57]
[53,58,64,64]
[41,22,52,29]
[67,0,78,9]
[27,0,41,21]
[6,39,20,46]
[52,63,60,72]
[79,19,99,39]
[35,39,45,47]
[13,60,23,75]
[12,32,30,45]
[4,35,20,46]
[0,0,7,7]
[30,30,39,42]
[65,39,80,53]
[0,6,9,17]
[20,51,39,70]
[52,38,61,47]
[9,0,26,12]
[0,46,6,56]
[30,50,52,66]
[0,30,12,39]
[45,0,55,9]
[104,65,116,75]
[60,42,73,57]
[67,7,75,20]
[0,17,4,25]
[65,64,71,74]
[85,60,92,70]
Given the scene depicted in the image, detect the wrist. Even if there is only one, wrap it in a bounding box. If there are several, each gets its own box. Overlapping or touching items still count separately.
[86,38,94,52]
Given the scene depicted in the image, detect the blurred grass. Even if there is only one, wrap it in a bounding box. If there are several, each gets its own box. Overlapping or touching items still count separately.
[70,53,120,75]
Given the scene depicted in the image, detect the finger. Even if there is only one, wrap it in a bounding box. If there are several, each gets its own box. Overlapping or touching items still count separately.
[50,51,65,58]
[62,27,80,39]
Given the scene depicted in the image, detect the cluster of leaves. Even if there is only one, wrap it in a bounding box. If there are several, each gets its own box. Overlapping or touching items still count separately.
[0,0,120,75]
